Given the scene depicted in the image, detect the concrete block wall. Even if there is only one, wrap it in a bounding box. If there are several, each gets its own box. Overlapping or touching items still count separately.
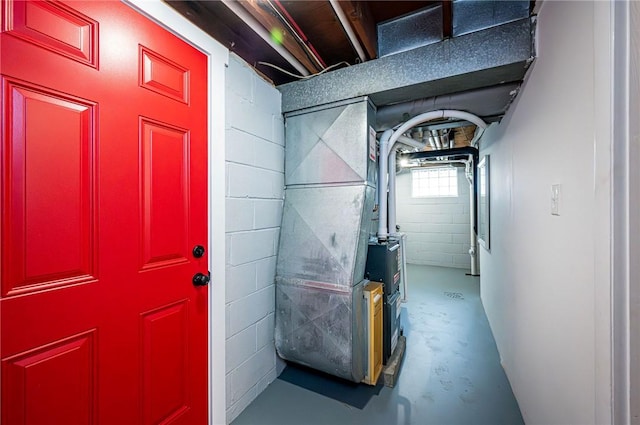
[396,167,471,269]
[224,54,284,423]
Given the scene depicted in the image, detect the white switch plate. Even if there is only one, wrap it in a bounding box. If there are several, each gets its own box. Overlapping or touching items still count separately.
[551,184,561,216]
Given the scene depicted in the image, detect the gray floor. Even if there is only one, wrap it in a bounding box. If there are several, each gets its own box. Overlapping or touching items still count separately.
[232,264,524,425]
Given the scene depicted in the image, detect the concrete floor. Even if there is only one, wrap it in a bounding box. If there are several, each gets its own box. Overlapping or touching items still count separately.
[231,264,524,425]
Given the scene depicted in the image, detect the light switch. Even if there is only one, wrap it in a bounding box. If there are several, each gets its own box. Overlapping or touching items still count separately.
[551,184,561,216]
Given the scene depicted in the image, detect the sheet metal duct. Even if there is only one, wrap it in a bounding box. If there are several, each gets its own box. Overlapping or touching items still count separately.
[453,0,530,37]
[277,185,374,287]
[278,17,535,113]
[377,4,443,57]
[374,83,520,131]
[275,97,376,382]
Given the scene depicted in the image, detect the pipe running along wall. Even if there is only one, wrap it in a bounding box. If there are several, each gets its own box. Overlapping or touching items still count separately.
[465,159,480,275]
[378,110,487,240]
[394,147,480,275]
[220,0,310,76]
[378,110,486,275]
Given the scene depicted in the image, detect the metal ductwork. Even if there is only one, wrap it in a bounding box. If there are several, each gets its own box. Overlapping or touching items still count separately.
[278,16,535,119]
[374,83,520,132]
[275,97,376,382]
[274,2,537,380]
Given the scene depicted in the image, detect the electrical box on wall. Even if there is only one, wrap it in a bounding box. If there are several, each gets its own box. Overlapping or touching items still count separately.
[551,184,561,216]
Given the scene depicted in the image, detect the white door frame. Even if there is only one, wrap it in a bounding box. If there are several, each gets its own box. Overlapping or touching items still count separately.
[123,2,228,424]
[612,1,638,423]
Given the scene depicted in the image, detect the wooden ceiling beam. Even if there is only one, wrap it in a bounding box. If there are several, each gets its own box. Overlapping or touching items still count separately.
[237,0,322,73]
[442,0,453,38]
[335,0,377,60]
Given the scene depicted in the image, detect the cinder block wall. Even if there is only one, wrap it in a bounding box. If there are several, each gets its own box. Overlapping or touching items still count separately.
[224,54,284,423]
[396,167,471,269]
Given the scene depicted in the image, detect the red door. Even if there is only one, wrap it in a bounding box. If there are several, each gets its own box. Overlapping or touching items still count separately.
[1,1,209,423]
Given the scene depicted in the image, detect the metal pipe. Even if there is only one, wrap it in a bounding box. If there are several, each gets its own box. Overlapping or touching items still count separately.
[390,135,428,239]
[329,0,367,62]
[465,158,479,275]
[220,0,310,76]
[431,130,442,149]
[377,129,393,241]
[374,83,521,131]
[400,146,479,161]
[271,0,327,69]
[427,135,437,149]
[446,131,454,149]
[410,159,469,167]
[386,110,486,158]
[400,151,478,275]
[379,110,486,241]
[471,126,486,147]
[397,135,427,151]
[389,149,398,237]
[397,233,409,302]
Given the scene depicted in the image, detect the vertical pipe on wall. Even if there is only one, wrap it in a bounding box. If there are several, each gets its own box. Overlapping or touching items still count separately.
[466,158,479,275]
[378,129,393,241]
[399,233,409,302]
[388,149,398,237]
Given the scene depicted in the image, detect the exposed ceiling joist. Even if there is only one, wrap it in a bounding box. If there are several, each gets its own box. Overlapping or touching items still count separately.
[337,0,377,60]
[237,0,322,74]
[168,0,534,89]
[442,0,453,38]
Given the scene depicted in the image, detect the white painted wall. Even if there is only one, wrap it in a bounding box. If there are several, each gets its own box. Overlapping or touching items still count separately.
[396,167,471,269]
[224,54,284,423]
[479,2,613,424]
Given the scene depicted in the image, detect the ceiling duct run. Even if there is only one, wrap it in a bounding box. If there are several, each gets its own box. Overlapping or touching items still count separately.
[279,5,536,130]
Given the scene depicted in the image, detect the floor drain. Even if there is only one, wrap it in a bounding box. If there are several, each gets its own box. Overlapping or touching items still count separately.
[444,292,464,300]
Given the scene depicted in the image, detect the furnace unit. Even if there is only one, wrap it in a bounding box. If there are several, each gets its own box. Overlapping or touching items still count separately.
[365,241,402,364]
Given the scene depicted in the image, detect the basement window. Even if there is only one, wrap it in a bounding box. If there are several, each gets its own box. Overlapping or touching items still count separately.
[411,167,458,198]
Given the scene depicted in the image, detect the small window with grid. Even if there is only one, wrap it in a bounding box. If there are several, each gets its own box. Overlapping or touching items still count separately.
[411,167,458,198]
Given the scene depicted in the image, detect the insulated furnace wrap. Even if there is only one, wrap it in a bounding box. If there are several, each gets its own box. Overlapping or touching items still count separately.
[275,98,377,382]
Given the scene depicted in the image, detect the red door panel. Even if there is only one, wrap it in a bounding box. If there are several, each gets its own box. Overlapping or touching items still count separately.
[2,330,97,425]
[141,301,190,425]
[139,46,189,104]
[2,78,97,296]
[3,0,98,67]
[140,118,190,271]
[1,1,209,423]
